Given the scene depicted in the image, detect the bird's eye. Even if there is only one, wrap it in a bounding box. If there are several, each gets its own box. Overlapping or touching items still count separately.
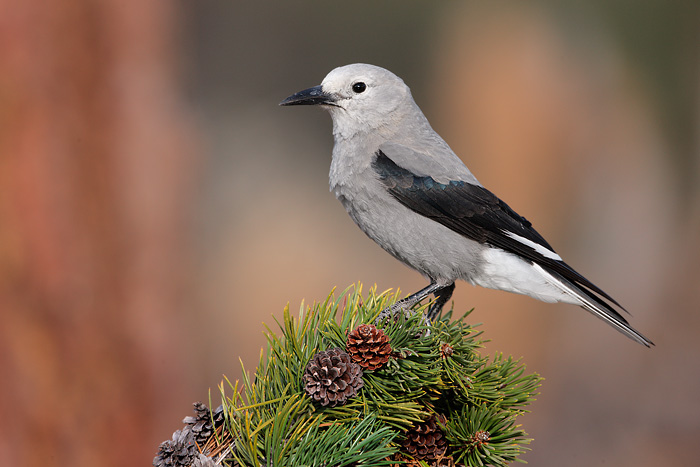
[352,82,366,93]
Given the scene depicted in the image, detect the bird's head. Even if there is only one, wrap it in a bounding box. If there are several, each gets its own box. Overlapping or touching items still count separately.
[280,64,414,137]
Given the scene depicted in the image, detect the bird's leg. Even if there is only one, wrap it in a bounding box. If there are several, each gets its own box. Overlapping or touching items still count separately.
[376,282,450,324]
[427,282,455,320]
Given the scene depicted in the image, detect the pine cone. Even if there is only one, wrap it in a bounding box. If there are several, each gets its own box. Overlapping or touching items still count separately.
[153,429,198,467]
[184,402,225,448]
[346,324,392,370]
[154,402,227,467]
[303,348,363,407]
[190,454,217,467]
[402,414,449,460]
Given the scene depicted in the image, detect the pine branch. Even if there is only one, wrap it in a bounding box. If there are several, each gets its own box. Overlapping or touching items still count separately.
[154,283,542,467]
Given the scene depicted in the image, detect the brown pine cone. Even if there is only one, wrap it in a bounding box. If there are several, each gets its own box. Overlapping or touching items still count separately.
[184,402,225,448]
[402,414,449,460]
[153,402,227,467]
[303,348,363,407]
[346,324,392,370]
[153,429,199,467]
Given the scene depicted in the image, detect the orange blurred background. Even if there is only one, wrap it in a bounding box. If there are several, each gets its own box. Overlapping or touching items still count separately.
[1,1,698,466]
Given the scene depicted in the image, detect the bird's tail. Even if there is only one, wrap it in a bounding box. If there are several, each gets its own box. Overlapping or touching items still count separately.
[534,264,654,347]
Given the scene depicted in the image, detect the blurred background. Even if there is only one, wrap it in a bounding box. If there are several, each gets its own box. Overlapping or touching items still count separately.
[1,1,698,465]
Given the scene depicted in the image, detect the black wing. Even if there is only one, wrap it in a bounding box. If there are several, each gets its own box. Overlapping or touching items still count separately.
[372,150,624,309]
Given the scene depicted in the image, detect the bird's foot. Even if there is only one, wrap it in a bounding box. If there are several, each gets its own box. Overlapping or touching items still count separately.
[375,300,431,335]
[374,282,455,336]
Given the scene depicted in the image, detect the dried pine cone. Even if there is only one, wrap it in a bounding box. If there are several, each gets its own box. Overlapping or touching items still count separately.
[303,348,363,407]
[402,414,449,460]
[184,402,225,448]
[346,324,392,370]
[190,454,217,467]
[154,429,198,467]
[153,402,226,467]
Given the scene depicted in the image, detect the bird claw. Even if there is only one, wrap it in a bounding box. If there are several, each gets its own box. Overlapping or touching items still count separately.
[374,301,431,336]
[374,302,403,323]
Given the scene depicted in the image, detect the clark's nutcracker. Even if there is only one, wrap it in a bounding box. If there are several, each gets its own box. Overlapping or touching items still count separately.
[280,63,652,347]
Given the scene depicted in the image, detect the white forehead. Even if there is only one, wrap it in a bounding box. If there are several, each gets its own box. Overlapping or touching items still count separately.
[321,63,405,90]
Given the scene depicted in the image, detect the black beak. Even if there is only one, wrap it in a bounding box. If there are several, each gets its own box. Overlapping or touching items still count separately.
[279,85,336,106]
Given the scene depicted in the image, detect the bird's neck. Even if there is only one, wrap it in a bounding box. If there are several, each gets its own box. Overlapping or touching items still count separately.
[329,101,422,142]
[328,102,430,192]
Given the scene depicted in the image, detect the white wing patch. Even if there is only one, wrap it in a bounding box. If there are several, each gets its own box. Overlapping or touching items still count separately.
[504,231,562,261]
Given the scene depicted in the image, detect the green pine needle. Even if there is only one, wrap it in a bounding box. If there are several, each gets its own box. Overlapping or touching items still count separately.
[212,283,541,467]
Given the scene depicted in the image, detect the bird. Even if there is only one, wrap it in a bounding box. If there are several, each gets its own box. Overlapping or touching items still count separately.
[280,63,653,347]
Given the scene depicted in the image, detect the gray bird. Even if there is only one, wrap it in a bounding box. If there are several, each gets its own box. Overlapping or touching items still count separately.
[280,63,652,347]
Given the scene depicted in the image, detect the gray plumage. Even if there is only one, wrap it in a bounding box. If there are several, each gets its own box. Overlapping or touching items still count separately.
[280,63,652,347]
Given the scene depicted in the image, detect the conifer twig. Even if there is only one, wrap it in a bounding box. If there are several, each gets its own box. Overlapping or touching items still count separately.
[154,283,541,467]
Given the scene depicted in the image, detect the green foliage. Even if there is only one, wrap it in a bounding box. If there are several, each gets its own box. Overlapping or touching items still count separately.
[214,283,541,467]
[287,415,397,467]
